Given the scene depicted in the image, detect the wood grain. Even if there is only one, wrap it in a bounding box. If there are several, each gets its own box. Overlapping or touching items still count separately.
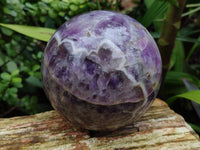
[0,99,199,150]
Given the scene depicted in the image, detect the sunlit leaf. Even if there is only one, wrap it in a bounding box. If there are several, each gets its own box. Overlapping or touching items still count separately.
[182,7,200,17]
[182,78,200,122]
[0,23,56,42]
[12,77,23,88]
[1,72,11,81]
[11,69,20,77]
[186,3,200,8]
[166,90,200,105]
[163,71,200,96]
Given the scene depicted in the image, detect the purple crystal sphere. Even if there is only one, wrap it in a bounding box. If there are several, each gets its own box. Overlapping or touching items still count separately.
[42,10,162,131]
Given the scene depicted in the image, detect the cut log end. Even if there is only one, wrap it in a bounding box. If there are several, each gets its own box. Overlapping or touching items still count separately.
[0,99,199,150]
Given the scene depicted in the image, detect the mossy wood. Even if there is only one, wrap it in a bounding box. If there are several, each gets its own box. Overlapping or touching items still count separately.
[0,99,200,150]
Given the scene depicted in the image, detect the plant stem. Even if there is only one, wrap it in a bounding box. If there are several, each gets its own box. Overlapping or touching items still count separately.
[158,0,187,96]
[115,0,119,11]
[96,0,102,10]
[0,105,19,117]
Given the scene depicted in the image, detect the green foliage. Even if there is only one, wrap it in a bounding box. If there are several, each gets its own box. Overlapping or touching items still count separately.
[143,1,200,109]
[0,23,55,42]
[0,70,22,104]
[182,2,200,17]
[0,0,99,115]
[169,40,185,71]
[139,0,168,28]
[166,90,200,105]
[189,123,200,133]
[182,78,200,133]
[1,0,97,28]
[186,36,200,61]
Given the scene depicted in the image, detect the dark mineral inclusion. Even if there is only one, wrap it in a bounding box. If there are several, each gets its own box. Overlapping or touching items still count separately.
[42,10,162,131]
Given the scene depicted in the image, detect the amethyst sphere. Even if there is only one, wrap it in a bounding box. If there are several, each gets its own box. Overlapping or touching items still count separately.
[42,10,162,131]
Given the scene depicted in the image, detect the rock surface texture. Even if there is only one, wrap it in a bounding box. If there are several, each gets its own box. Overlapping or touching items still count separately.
[0,99,200,150]
[42,11,162,131]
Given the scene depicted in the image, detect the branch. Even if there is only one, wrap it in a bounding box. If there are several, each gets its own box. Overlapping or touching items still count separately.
[158,0,187,82]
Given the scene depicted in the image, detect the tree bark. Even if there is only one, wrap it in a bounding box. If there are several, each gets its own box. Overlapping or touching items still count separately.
[0,99,199,150]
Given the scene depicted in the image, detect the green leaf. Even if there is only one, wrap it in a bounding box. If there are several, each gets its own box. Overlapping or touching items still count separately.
[32,64,40,72]
[12,77,23,88]
[186,36,200,62]
[173,40,185,72]
[1,27,13,36]
[3,87,18,103]
[1,72,11,81]
[165,71,200,85]
[69,4,78,11]
[12,77,22,83]
[3,7,17,17]
[182,78,200,121]
[189,123,200,133]
[26,76,43,88]
[166,90,200,105]
[144,0,154,8]
[96,0,101,10]
[6,87,18,96]
[182,7,200,17]
[176,36,200,43]
[6,61,18,73]
[180,27,200,37]
[87,2,97,9]
[186,3,200,8]
[11,69,20,77]
[169,45,176,70]
[139,0,168,27]
[48,9,57,18]
[0,83,8,93]
[163,71,200,96]
[0,23,56,42]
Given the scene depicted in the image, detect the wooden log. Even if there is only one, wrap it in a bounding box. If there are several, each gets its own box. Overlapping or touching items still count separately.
[0,99,199,150]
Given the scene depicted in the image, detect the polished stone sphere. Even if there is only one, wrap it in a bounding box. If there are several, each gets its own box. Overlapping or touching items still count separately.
[42,10,162,131]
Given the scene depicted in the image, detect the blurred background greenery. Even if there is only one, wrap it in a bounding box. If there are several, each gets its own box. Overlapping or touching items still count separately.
[0,0,200,134]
